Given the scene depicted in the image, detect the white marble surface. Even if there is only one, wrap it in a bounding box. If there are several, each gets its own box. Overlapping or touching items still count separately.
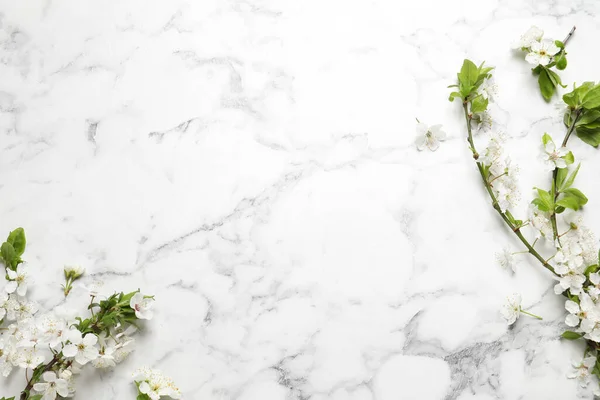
[2,0,600,399]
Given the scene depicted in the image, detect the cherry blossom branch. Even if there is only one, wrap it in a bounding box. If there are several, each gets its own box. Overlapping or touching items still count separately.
[20,354,60,400]
[462,102,557,275]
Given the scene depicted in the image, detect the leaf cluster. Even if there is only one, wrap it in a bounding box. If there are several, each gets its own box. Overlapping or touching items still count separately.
[0,228,26,271]
[74,290,140,336]
[563,82,600,147]
[448,59,494,116]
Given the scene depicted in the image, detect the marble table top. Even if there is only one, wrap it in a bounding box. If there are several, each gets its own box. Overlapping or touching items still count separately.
[2,0,600,398]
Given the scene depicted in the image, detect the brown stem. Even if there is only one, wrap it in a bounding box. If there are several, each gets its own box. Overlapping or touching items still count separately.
[563,26,576,46]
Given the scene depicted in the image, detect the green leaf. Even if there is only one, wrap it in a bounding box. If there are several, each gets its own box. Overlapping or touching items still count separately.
[564,188,588,204]
[547,69,566,88]
[555,53,567,70]
[1,242,15,267]
[582,83,600,109]
[561,331,583,340]
[556,167,568,190]
[577,110,600,129]
[532,188,554,212]
[458,59,479,97]
[585,264,599,276]
[29,396,43,400]
[538,68,556,101]
[448,91,461,102]
[576,126,600,147]
[556,188,588,210]
[555,40,565,49]
[471,96,488,114]
[7,228,26,257]
[541,133,553,146]
[563,151,574,165]
[562,163,581,190]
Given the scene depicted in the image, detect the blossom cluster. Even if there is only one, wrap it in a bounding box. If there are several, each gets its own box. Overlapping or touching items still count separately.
[0,228,157,400]
[513,26,561,67]
[133,367,181,400]
[480,133,521,213]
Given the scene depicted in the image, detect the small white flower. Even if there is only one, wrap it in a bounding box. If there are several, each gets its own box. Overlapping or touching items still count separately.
[92,346,115,369]
[130,293,154,320]
[62,330,99,365]
[38,315,68,349]
[564,293,596,328]
[568,356,597,387]
[495,184,520,212]
[513,26,544,49]
[33,371,70,400]
[529,205,553,239]
[496,247,516,272]
[525,39,561,66]
[17,348,45,369]
[473,111,493,134]
[134,367,181,400]
[501,293,522,325]
[63,265,85,279]
[588,273,600,300]
[542,141,569,170]
[415,123,446,152]
[478,77,498,102]
[5,265,28,296]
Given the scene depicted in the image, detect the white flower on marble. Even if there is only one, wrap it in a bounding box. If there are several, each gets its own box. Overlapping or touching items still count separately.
[525,39,560,66]
[542,141,569,170]
[134,367,181,399]
[415,122,446,152]
[5,265,28,296]
[564,293,596,329]
[501,293,522,325]
[588,273,600,300]
[513,26,544,49]
[478,77,498,102]
[33,371,70,400]
[62,330,99,365]
[568,356,597,387]
[496,247,516,272]
[130,292,154,320]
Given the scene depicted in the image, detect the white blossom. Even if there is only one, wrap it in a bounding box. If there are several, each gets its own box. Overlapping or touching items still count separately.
[525,39,560,66]
[496,247,516,272]
[529,205,553,239]
[5,265,28,296]
[134,367,181,399]
[130,293,154,320]
[62,330,99,365]
[501,293,522,325]
[564,293,597,330]
[415,123,446,152]
[63,265,85,279]
[33,371,70,400]
[513,26,544,49]
[17,348,45,369]
[568,356,597,387]
[478,77,498,102]
[542,141,569,170]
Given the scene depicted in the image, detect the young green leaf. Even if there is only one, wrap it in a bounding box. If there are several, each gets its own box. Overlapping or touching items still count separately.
[555,167,568,190]
[538,68,556,101]
[556,188,588,211]
[563,151,574,165]
[532,188,554,212]
[6,228,26,257]
[561,163,581,191]
[471,96,488,114]
[547,69,566,88]
[449,91,461,102]
[541,133,553,146]
[1,242,15,267]
[555,53,567,70]
[561,331,583,340]
[577,110,600,129]
[458,59,479,97]
[585,264,599,276]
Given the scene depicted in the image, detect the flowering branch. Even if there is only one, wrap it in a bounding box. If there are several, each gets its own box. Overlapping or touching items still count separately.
[456,82,557,275]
